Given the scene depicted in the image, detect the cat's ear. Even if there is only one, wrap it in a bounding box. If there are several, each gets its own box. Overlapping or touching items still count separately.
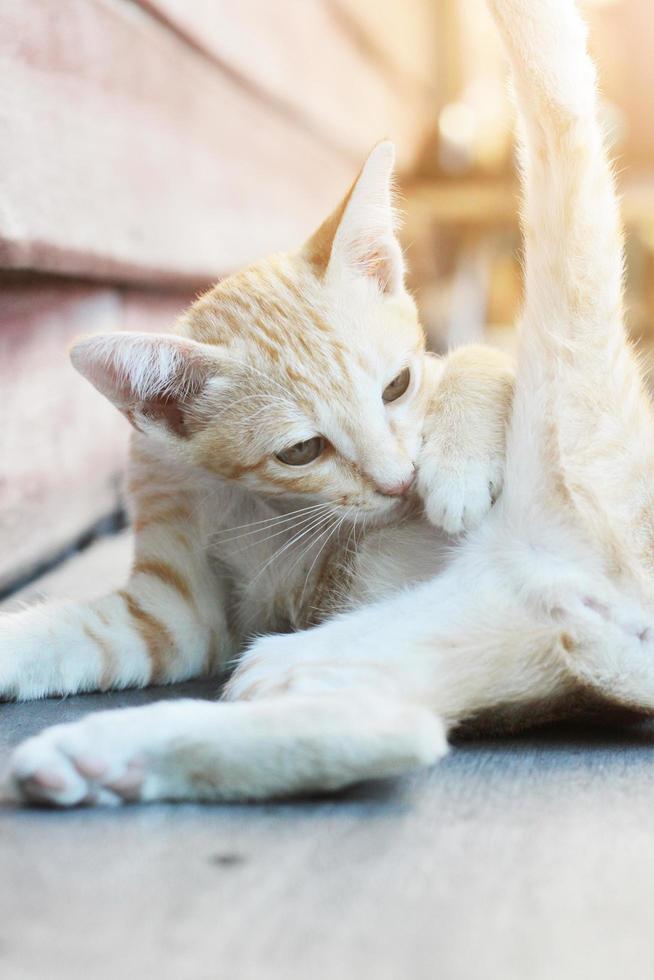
[303,141,405,295]
[70,332,219,437]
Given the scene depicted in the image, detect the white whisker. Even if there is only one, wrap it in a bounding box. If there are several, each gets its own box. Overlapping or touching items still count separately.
[299,508,352,608]
[229,507,333,551]
[213,502,330,542]
[249,510,336,586]
[285,512,338,581]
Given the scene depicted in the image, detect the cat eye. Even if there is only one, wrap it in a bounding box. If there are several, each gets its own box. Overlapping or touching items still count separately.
[276,436,326,466]
[382,367,411,403]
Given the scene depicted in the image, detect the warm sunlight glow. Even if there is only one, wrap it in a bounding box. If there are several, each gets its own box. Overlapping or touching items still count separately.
[438,101,477,150]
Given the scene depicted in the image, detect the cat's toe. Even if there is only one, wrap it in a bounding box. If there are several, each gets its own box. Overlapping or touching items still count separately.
[10,733,91,806]
[9,722,146,807]
[460,476,497,531]
[420,458,499,535]
[105,758,147,801]
[424,490,467,536]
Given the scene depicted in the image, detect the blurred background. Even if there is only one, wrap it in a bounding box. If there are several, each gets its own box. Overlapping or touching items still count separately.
[404,0,654,357]
[1,0,653,597]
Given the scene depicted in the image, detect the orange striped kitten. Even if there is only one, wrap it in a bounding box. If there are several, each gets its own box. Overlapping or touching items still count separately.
[12,0,654,808]
[0,141,513,710]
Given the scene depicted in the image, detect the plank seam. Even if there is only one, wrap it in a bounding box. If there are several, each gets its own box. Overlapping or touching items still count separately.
[128,0,361,165]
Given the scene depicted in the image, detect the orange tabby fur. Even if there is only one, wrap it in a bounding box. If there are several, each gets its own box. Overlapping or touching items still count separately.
[0,143,513,702]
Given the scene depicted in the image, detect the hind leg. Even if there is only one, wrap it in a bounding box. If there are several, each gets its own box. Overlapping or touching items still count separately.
[491,0,654,582]
[475,0,654,705]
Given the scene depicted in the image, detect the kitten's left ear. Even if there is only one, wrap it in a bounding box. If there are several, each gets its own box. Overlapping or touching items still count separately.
[70,331,219,437]
[303,141,405,295]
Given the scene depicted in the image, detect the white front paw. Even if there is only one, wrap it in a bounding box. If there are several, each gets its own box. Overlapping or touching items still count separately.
[417,450,504,535]
[9,710,154,807]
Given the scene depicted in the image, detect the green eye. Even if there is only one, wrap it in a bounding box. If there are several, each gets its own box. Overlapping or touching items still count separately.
[382,367,410,403]
[276,436,326,466]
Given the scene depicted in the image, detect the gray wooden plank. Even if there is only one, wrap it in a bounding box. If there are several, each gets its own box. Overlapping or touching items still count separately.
[1,531,133,611]
[0,284,192,592]
[0,0,356,284]
[1,708,654,979]
[137,0,436,169]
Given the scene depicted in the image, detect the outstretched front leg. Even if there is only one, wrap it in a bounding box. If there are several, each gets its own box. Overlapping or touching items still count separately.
[0,454,229,700]
[9,691,446,805]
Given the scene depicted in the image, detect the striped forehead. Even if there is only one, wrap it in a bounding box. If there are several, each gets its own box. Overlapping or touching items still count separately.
[188,259,358,395]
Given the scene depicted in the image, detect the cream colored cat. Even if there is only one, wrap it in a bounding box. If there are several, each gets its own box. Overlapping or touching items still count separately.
[0,146,512,706]
[11,0,654,808]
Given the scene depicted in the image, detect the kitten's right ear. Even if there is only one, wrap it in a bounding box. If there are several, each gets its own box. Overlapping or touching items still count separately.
[302,141,405,295]
[70,332,219,437]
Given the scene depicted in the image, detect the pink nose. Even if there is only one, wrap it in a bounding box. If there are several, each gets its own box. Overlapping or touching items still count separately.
[376,469,415,497]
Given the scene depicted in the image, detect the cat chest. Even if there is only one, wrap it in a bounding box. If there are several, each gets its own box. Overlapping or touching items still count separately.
[217,538,352,643]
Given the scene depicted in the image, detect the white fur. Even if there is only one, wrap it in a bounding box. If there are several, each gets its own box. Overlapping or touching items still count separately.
[9,695,446,805]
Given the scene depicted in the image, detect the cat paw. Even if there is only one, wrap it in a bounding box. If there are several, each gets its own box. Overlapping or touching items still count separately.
[416,449,504,535]
[8,713,151,807]
[224,630,323,702]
